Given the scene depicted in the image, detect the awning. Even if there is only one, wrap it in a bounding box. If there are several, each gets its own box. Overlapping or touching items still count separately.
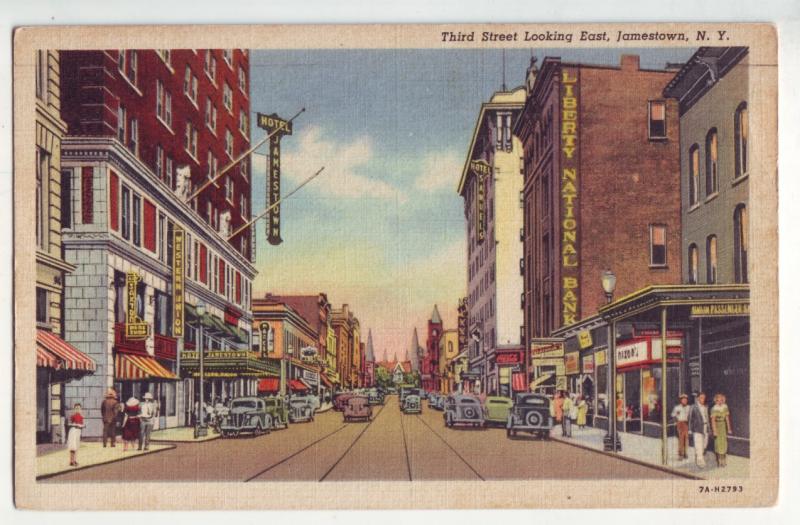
[320,374,334,389]
[529,373,554,391]
[257,377,280,393]
[115,353,177,381]
[512,372,527,392]
[289,379,309,392]
[37,329,96,371]
[36,345,60,368]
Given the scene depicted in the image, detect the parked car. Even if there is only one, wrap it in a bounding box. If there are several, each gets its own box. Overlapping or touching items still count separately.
[333,392,355,411]
[483,396,513,427]
[367,389,385,406]
[506,393,553,438]
[402,394,422,414]
[428,392,440,408]
[444,394,485,428]
[288,397,315,423]
[343,394,373,422]
[220,397,272,437]
[262,396,289,429]
[432,394,446,411]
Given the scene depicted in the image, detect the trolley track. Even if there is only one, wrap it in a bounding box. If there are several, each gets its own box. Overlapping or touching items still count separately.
[318,403,387,481]
[413,413,485,481]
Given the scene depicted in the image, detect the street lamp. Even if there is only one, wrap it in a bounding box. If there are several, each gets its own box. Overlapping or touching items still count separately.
[600,270,620,452]
[194,301,208,438]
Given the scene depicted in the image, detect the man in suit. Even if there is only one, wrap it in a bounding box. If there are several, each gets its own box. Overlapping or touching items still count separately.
[689,392,710,468]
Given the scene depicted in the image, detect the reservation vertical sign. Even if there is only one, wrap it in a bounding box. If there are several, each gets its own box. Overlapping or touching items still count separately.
[172,226,185,337]
[257,113,293,246]
[560,67,580,326]
[470,159,491,244]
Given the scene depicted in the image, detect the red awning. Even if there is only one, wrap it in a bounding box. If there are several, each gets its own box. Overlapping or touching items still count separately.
[36,345,60,368]
[257,377,280,393]
[289,379,309,392]
[512,372,527,392]
[37,329,96,371]
[320,374,334,389]
[115,353,177,380]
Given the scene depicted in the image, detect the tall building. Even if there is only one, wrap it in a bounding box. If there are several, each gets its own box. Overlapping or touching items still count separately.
[331,304,359,389]
[437,328,459,394]
[364,329,376,387]
[34,49,96,443]
[422,305,443,392]
[408,327,420,371]
[457,87,526,395]
[58,49,256,436]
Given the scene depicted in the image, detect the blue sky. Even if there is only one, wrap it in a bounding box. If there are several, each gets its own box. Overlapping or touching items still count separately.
[248,47,696,357]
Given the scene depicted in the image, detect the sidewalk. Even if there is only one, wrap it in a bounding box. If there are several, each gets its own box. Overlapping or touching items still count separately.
[37,442,174,479]
[551,425,748,480]
[150,427,220,443]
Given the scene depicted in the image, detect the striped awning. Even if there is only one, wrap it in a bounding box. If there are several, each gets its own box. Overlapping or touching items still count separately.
[512,372,527,392]
[115,353,177,381]
[37,329,96,371]
[36,345,60,368]
[289,379,310,392]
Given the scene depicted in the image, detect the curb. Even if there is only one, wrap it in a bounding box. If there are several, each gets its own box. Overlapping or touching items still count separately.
[36,444,177,480]
[150,434,221,444]
[551,436,703,480]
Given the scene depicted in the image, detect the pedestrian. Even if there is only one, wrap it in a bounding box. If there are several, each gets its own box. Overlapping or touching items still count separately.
[711,393,733,467]
[121,396,141,452]
[139,392,158,451]
[670,393,691,460]
[553,391,564,434]
[100,388,121,448]
[66,403,85,467]
[561,391,574,438]
[689,392,710,468]
[576,395,588,429]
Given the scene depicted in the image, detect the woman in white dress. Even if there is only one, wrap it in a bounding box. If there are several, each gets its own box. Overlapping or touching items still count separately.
[67,403,85,467]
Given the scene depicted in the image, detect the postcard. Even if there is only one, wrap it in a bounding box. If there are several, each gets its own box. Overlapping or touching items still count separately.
[13,22,777,509]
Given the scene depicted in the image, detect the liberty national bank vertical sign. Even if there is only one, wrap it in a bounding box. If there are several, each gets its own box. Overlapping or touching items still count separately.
[257,113,294,246]
[560,67,580,327]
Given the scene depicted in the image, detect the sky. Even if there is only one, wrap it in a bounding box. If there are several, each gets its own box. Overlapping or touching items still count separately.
[247,47,696,359]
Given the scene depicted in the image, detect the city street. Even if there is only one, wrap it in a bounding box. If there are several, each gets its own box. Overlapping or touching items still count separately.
[44,397,677,482]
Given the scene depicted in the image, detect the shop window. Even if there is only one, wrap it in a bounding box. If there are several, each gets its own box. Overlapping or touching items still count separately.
[688,243,699,284]
[706,234,718,284]
[113,271,126,323]
[688,144,700,206]
[734,102,748,179]
[734,204,748,283]
[36,287,48,325]
[649,224,667,267]
[705,128,718,197]
[648,100,667,139]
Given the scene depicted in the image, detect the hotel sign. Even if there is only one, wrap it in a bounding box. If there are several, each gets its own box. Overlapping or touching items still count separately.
[560,67,580,326]
[471,159,491,244]
[172,227,185,337]
[125,271,150,340]
[457,297,468,353]
[690,303,749,317]
[257,112,293,246]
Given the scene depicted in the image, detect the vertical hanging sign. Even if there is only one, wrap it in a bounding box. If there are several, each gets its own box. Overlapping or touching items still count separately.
[560,67,580,326]
[257,113,293,245]
[470,159,491,244]
[125,271,150,339]
[172,226,185,337]
[457,297,468,354]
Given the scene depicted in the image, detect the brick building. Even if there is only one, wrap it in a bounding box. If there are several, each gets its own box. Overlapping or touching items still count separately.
[331,304,360,389]
[58,49,257,436]
[421,305,443,392]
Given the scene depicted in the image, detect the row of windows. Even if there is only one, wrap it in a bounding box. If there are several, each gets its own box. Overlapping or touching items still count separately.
[687,204,748,284]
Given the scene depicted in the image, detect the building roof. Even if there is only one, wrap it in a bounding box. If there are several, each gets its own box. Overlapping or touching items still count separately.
[430,304,442,324]
[662,47,748,115]
[259,293,323,333]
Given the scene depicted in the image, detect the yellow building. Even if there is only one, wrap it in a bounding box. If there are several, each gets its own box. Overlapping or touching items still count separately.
[438,329,459,393]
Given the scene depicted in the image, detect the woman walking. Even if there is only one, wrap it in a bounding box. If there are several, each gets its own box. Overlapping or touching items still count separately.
[576,395,588,429]
[121,396,141,452]
[67,403,85,467]
[710,393,733,467]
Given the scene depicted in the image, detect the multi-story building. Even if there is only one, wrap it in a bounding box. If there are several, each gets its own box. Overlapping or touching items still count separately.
[34,49,96,443]
[421,305,443,392]
[457,87,526,395]
[437,328,458,394]
[58,49,257,436]
[332,304,359,389]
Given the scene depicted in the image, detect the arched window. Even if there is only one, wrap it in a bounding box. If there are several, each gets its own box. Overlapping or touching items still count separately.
[706,235,718,284]
[734,204,748,283]
[688,243,699,284]
[706,128,719,196]
[734,102,748,179]
[689,144,700,206]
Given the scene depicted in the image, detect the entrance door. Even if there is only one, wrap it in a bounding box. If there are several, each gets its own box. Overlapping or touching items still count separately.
[36,368,50,443]
[624,369,641,433]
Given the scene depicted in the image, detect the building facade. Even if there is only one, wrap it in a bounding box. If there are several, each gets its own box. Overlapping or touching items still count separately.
[422,305,443,392]
[437,328,459,394]
[332,304,359,389]
[59,49,256,436]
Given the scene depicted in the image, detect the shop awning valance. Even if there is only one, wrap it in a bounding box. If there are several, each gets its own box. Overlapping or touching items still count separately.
[37,329,96,371]
[289,379,309,392]
[512,372,527,392]
[257,377,280,393]
[36,345,60,369]
[115,353,177,381]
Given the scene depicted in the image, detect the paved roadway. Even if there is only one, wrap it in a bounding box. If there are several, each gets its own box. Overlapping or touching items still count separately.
[44,395,677,482]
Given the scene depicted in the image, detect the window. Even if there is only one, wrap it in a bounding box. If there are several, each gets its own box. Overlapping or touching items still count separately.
[156,80,172,127]
[706,235,718,284]
[154,290,172,336]
[35,50,47,102]
[225,128,234,158]
[132,193,141,246]
[129,118,139,155]
[648,100,667,139]
[688,244,699,284]
[705,128,718,197]
[155,145,164,179]
[185,122,198,158]
[240,193,248,218]
[184,66,198,104]
[193,240,199,281]
[36,288,48,325]
[223,83,233,112]
[649,224,667,266]
[156,49,171,67]
[205,97,217,133]
[60,169,72,228]
[239,109,248,136]
[226,177,234,203]
[240,159,248,180]
[117,105,126,143]
[734,102,748,179]
[207,150,217,180]
[688,144,700,206]
[204,51,217,84]
[36,148,47,249]
[158,212,166,263]
[734,204,748,283]
[118,50,126,76]
[129,51,138,85]
[165,156,174,189]
[238,66,247,92]
[222,49,233,65]
[119,50,138,86]
[121,185,131,240]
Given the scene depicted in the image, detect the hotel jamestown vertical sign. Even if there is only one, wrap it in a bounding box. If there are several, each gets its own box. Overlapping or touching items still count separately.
[257,112,294,246]
[560,67,580,326]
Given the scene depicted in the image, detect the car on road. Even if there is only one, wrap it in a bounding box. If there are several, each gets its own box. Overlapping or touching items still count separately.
[506,393,553,438]
[482,396,513,427]
[220,397,272,437]
[333,392,355,411]
[386,387,397,395]
[444,394,485,428]
[367,388,385,406]
[343,394,373,422]
[428,392,440,408]
[261,396,289,429]
[432,394,446,411]
[288,397,315,423]
[399,387,422,405]
[401,394,422,414]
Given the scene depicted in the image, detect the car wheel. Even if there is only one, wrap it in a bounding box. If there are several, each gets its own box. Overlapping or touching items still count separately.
[525,411,544,428]
[253,424,263,437]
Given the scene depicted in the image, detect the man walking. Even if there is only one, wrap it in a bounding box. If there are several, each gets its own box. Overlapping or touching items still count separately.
[139,392,158,451]
[689,392,710,468]
[671,393,691,460]
[561,390,574,438]
[100,388,121,447]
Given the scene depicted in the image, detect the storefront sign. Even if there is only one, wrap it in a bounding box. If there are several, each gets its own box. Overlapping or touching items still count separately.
[595,349,607,366]
[560,67,580,326]
[578,330,592,349]
[259,323,269,355]
[690,303,749,317]
[616,340,648,367]
[616,336,683,368]
[564,352,580,375]
[125,272,150,339]
[172,227,185,336]
[496,351,522,365]
[582,354,595,373]
[300,346,318,362]
[257,112,293,246]
[471,159,491,244]
[531,341,565,359]
[302,369,319,386]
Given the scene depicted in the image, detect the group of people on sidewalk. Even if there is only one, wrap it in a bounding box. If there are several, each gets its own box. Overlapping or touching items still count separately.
[66,388,160,468]
[671,391,733,468]
[550,390,589,438]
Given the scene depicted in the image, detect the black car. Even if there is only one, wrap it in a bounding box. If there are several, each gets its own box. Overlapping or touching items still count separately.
[506,393,553,438]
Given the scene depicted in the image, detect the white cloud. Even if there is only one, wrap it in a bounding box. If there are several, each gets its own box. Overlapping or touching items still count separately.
[413,149,465,193]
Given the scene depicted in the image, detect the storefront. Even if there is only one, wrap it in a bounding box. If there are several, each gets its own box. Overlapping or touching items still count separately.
[529,339,566,396]
[113,349,179,429]
[494,347,525,398]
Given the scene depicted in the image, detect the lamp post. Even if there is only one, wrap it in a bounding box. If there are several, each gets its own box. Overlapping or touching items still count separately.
[601,270,620,452]
[194,301,208,438]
